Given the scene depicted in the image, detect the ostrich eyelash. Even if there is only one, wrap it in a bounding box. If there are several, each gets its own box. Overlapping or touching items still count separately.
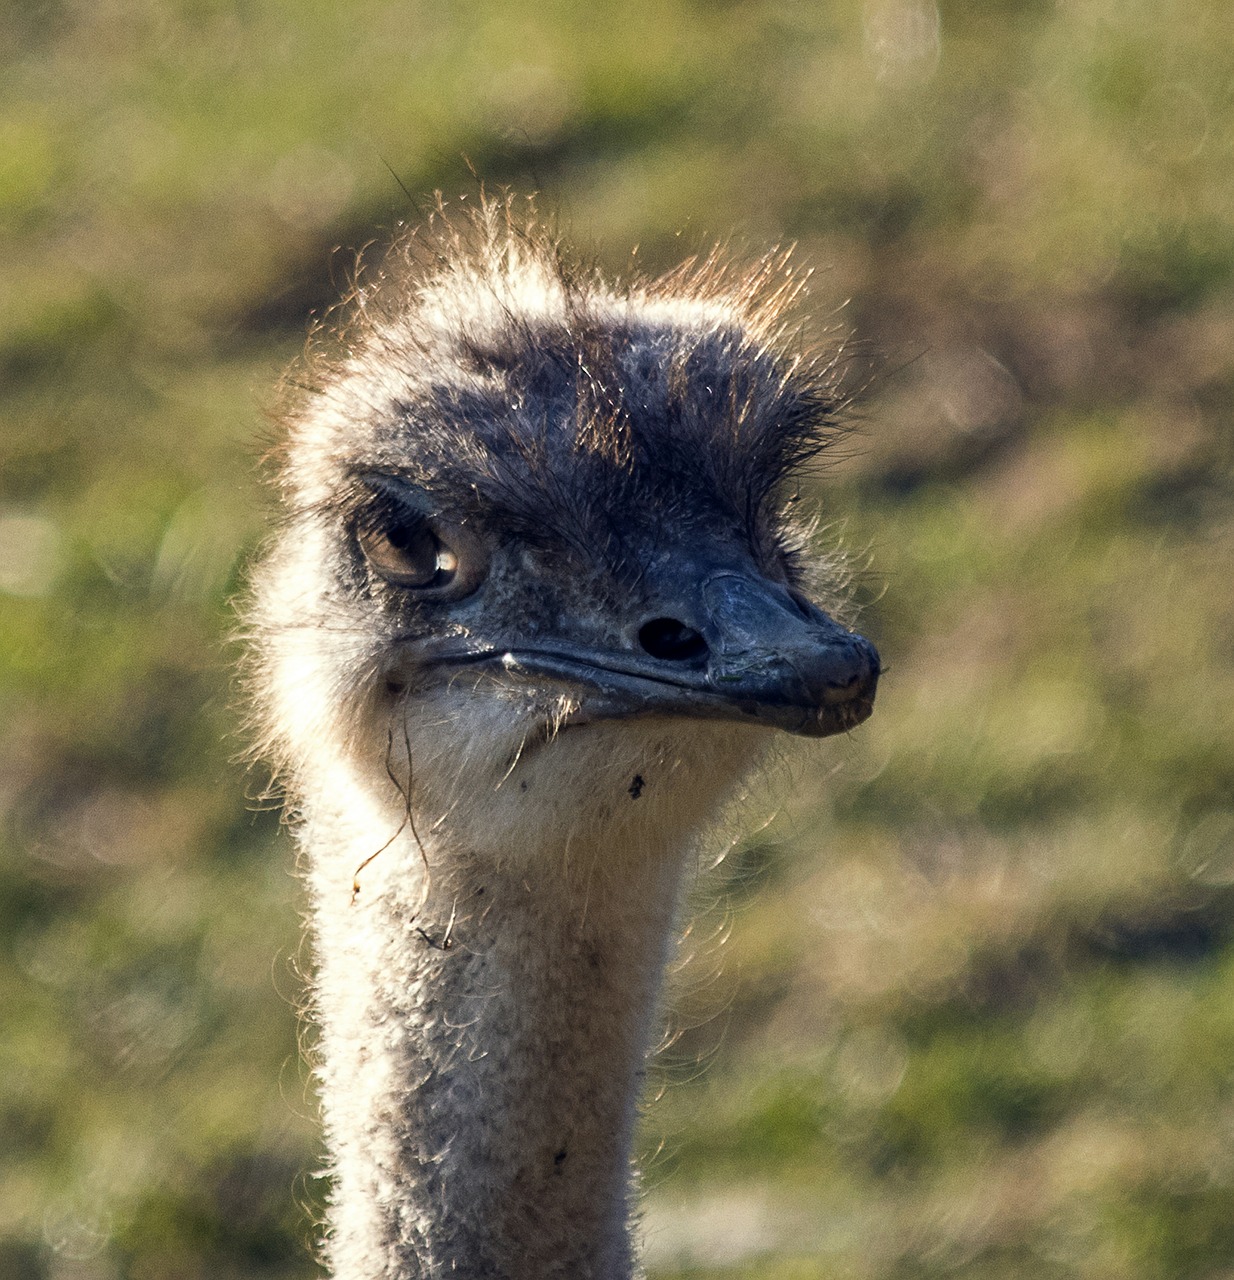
[353,473,435,539]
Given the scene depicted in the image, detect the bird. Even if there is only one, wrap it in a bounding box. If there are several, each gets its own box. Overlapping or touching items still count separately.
[246,194,880,1280]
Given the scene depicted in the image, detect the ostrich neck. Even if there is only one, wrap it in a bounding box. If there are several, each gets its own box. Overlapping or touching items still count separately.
[303,783,689,1280]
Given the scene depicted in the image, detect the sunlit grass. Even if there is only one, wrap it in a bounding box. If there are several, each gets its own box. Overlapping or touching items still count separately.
[3,1,1234,1276]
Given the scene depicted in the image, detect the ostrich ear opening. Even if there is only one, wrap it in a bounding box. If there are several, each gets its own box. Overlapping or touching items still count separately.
[353,472,487,600]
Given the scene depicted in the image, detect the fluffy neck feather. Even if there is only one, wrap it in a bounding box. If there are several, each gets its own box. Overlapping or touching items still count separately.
[298,718,758,1279]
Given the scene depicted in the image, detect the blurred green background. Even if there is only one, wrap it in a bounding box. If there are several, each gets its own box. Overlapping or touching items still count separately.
[3,1,1234,1277]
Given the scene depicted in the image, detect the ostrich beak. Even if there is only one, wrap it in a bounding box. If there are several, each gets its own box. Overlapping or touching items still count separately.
[417,564,880,740]
[688,568,881,737]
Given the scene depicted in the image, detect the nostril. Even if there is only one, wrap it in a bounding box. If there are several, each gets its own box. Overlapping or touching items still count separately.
[638,617,709,663]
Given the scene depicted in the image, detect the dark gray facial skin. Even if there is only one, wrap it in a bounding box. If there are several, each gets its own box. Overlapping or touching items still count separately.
[353,472,880,740]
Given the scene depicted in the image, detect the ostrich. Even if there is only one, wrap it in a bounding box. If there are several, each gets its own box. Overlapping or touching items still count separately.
[247,196,880,1280]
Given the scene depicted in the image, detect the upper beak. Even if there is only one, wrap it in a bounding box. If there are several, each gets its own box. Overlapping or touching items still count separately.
[689,569,880,737]
[425,564,880,740]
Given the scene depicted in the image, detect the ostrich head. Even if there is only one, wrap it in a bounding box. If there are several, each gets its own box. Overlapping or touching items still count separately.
[253,200,878,864]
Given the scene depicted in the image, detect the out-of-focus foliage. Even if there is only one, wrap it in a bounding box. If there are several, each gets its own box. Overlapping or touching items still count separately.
[3,1,1233,1277]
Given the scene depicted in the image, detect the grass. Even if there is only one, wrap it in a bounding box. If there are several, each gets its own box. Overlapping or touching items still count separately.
[3,1,1234,1276]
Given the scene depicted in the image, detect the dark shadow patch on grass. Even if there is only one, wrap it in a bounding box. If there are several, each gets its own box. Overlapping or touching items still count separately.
[226,103,694,343]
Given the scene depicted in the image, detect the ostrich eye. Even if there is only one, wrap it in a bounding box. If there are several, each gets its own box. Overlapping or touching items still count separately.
[354,474,485,599]
[358,519,457,589]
